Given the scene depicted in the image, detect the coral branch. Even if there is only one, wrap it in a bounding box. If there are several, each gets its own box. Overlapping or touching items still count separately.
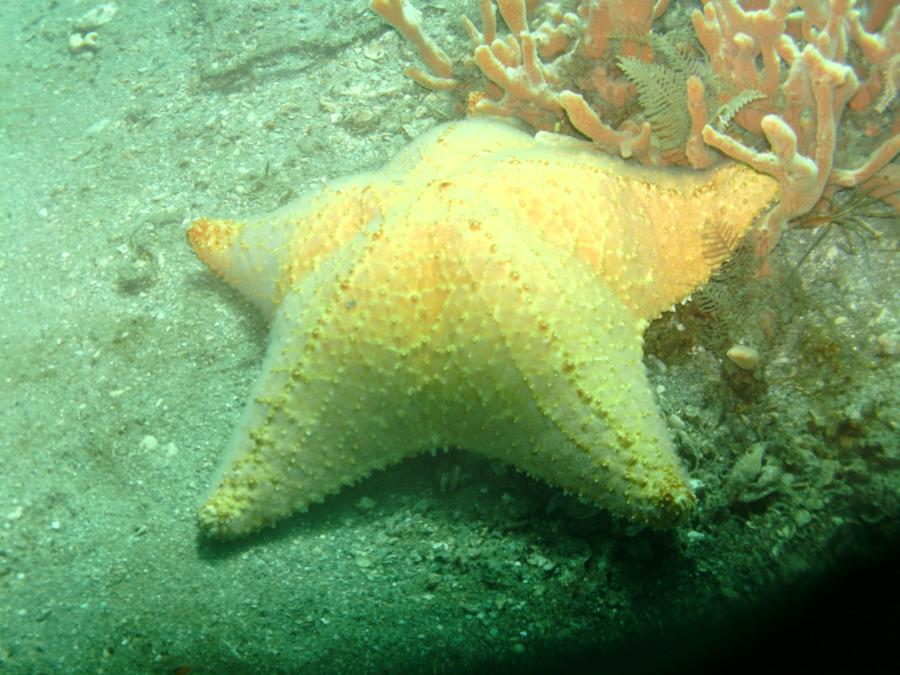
[558,90,653,162]
[370,0,457,85]
[372,0,899,255]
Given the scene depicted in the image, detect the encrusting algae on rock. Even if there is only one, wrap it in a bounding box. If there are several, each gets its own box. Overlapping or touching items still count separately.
[188,117,779,539]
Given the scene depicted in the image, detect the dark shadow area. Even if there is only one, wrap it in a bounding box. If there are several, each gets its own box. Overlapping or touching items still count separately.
[486,531,900,675]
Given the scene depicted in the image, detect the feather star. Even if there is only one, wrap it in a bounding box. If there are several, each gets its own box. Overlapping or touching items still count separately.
[187,116,778,539]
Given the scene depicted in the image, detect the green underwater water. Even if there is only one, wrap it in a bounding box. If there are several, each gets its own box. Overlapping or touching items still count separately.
[0,1,896,673]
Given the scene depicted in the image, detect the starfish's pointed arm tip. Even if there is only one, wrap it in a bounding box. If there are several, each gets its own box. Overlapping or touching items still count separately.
[187,217,243,272]
[196,497,257,541]
[630,480,697,529]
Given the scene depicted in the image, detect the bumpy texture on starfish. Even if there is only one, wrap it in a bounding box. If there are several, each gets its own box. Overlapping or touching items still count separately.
[188,117,778,539]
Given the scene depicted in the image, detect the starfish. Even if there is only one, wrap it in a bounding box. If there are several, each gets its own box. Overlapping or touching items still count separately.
[188,117,778,539]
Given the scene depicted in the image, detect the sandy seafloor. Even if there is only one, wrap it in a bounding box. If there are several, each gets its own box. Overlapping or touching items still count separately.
[0,1,897,673]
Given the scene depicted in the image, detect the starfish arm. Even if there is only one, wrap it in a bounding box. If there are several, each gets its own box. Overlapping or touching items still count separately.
[188,177,384,318]
[496,143,780,323]
[443,220,696,526]
[609,162,779,321]
[196,213,434,538]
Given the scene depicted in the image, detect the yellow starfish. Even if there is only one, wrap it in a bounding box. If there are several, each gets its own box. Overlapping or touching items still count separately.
[188,117,778,539]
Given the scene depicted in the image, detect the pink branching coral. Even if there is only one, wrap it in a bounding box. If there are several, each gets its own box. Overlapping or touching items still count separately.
[371,0,898,255]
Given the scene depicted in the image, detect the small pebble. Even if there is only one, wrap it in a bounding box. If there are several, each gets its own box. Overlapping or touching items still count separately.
[727,344,760,370]
[876,332,898,357]
[356,496,376,511]
[139,435,159,452]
